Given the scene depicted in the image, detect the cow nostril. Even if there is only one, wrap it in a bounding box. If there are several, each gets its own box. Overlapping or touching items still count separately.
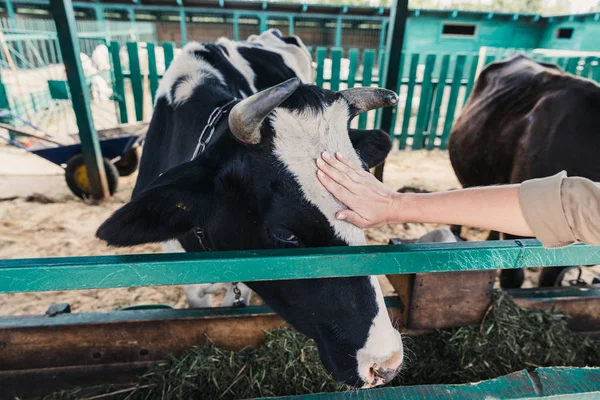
[374,366,400,384]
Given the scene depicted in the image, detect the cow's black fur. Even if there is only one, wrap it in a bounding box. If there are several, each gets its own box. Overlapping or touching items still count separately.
[449,54,600,288]
[97,33,394,386]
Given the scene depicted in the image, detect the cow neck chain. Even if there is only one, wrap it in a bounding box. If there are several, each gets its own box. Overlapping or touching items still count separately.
[191,97,245,308]
[190,98,238,161]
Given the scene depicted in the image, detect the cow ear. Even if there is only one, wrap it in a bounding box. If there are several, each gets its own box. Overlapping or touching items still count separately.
[348,129,392,168]
[96,161,214,247]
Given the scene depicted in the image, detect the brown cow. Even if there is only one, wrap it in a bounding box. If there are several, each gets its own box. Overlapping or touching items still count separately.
[449,54,600,288]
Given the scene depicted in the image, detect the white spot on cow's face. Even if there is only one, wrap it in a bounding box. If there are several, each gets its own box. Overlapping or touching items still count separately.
[156,42,226,106]
[271,99,403,385]
[271,100,364,246]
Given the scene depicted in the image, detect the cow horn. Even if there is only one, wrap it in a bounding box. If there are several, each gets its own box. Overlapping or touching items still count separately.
[229,77,301,144]
[340,87,399,116]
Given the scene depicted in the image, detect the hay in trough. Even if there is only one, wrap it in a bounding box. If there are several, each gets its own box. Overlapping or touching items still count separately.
[47,291,600,400]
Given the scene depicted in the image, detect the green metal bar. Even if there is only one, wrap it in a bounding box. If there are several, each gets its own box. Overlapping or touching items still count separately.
[358,49,374,129]
[49,0,109,200]
[147,42,159,104]
[265,368,600,399]
[373,50,387,128]
[287,16,294,36]
[581,56,594,79]
[592,58,600,83]
[375,0,408,180]
[426,54,449,150]
[0,70,10,114]
[259,14,267,33]
[484,54,496,66]
[555,57,566,69]
[179,8,187,45]
[463,55,480,105]
[378,0,408,135]
[109,41,128,124]
[128,7,135,24]
[127,41,144,122]
[399,53,419,150]
[377,20,388,55]
[329,48,342,91]
[334,16,342,48]
[232,12,240,41]
[440,54,466,150]
[347,48,359,88]
[163,42,174,70]
[387,53,405,141]
[566,57,579,75]
[1,240,600,293]
[412,54,436,150]
[315,47,326,88]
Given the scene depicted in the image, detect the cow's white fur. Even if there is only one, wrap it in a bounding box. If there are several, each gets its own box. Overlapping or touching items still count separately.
[271,100,403,385]
[156,32,314,107]
[215,38,257,97]
[155,42,226,107]
[245,31,314,84]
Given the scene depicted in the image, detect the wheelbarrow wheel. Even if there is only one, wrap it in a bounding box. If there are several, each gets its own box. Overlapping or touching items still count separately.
[65,154,119,199]
[114,147,140,177]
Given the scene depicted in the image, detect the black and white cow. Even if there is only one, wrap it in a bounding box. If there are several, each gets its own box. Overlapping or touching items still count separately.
[97,30,402,387]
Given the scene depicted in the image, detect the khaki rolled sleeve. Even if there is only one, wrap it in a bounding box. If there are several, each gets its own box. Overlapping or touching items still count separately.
[520,171,600,247]
[519,172,575,248]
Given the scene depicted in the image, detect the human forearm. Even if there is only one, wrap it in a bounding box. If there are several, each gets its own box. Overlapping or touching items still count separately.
[392,185,534,237]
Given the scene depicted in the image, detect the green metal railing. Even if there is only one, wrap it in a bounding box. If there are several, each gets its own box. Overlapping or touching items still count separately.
[107,42,600,150]
[2,240,600,293]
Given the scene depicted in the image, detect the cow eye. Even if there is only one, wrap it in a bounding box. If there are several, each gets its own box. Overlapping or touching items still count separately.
[272,229,300,245]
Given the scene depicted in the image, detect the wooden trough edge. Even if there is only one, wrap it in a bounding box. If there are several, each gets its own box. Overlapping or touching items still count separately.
[1,289,599,398]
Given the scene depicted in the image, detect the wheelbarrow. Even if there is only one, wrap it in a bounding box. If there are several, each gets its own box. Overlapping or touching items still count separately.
[0,118,148,199]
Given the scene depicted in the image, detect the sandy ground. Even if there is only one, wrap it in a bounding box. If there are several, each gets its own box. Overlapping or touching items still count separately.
[0,145,597,317]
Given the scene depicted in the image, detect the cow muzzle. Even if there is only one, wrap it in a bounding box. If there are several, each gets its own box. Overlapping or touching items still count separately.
[361,350,404,388]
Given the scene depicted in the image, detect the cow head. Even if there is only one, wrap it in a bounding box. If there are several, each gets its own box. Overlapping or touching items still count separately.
[97,78,402,388]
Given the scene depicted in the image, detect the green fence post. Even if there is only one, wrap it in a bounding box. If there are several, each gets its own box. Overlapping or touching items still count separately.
[399,53,419,150]
[426,54,449,150]
[412,54,436,150]
[592,58,600,83]
[376,0,409,179]
[566,57,579,75]
[109,41,128,124]
[347,48,359,88]
[233,13,240,41]
[50,0,109,200]
[128,7,135,24]
[330,48,342,91]
[440,54,466,150]
[147,42,159,104]
[0,70,11,121]
[179,9,187,46]
[163,42,175,70]
[335,16,342,48]
[374,51,387,128]
[127,42,144,122]
[463,55,480,105]
[358,49,375,130]
[288,16,294,36]
[315,47,326,88]
[259,15,268,33]
[378,20,388,56]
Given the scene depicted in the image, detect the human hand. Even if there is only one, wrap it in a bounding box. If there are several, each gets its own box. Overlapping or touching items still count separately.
[316,151,399,228]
